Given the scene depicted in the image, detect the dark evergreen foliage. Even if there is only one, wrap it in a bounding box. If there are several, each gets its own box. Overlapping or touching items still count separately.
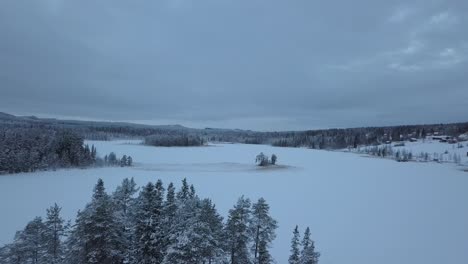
[288,226,301,264]
[144,134,205,147]
[0,128,96,174]
[0,178,314,264]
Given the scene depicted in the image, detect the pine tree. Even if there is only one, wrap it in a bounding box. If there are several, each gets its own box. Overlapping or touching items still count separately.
[91,145,97,161]
[65,179,124,264]
[164,182,177,225]
[164,180,201,264]
[112,178,138,263]
[133,180,166,263]
[189,184,196,199]
[250,198,277,264]
[288,226,301,264]
[153,179,167,261]
[163,182,178,253]
[177,178,190,202]
[120,155,127,167]
[17,217,47,264]
[108,152,117,166]
[195,199,226,263]
[43,204,68,264]
[300,227,319,264]
[163,198,201,264]
[225,196,252,264]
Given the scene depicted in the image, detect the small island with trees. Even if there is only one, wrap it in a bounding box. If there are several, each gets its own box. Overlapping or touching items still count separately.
[256,152,278,166]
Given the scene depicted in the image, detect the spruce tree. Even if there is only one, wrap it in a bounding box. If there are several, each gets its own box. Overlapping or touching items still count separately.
[195,199,226,263]
[163,182,178,253]
[177,178,190,202]
[112,178,138,263]
[133,181,165,263]
[164,182,177,225]
[65,179,124,264]
[300,227,319,264]
[288,226,301,264]
[43,203,68,264]
[164,180,200,263]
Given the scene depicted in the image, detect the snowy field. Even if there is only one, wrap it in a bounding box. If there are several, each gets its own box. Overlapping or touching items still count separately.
[1,140,468,264]
[392,139,468,164]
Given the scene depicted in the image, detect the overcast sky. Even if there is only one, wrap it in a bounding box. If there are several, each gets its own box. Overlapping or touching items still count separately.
[1,0,467,131]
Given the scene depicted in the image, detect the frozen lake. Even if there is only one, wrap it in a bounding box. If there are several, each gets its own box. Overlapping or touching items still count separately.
[1,140,468,264]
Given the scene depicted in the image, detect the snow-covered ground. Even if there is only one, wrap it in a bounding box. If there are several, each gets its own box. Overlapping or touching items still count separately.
[392,139,468,164]
[354,139,468,167]
[1,140,468,264]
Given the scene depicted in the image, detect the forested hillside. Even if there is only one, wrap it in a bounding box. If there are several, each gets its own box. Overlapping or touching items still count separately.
[1,112,468,150]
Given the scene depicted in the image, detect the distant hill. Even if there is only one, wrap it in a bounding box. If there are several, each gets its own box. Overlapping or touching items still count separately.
[1,112,467,149]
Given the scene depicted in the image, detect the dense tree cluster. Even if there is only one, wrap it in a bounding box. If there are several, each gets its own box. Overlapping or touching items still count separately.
[144,134,205,147]
[0,178,290,264]
[255,153,278,166]
[0,128,97,174]
[103,152,133,167]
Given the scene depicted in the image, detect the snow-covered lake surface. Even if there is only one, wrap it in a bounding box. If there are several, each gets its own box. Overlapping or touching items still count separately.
[1,140,468,264]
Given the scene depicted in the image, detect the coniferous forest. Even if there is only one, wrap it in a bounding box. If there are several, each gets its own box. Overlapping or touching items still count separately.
[0,126,135,175]
[0,178,319,264]
[2,112,468,151]
[0,127,97,174]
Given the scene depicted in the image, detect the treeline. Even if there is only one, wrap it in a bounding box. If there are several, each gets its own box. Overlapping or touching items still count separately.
[0,126,135,174]
[271,123,468,149]
[0,127,97,174]
[144,134,205,147]
[4,111,466,150]
[0,178,319,264]
[359,145,465,163]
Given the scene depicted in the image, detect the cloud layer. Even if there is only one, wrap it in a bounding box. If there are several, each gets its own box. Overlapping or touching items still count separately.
[1,0,467,130]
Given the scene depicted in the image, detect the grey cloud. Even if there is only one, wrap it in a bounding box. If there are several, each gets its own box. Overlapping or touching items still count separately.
[0,0,467,130]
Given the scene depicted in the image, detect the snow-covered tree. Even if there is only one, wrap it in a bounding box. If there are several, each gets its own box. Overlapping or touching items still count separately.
[43,204,68,264]
[195,199,227,263]
[225,196,252,264]
[288,226,301,264]
[299,227,319,264]
[112,178,138,263]
[65,179,124,264]
[133,181,166,264]
[250,198,277,264]
[255,153,269,166]
[177,178,190,202]
[19,217,47,264]
[164,180,201,263]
